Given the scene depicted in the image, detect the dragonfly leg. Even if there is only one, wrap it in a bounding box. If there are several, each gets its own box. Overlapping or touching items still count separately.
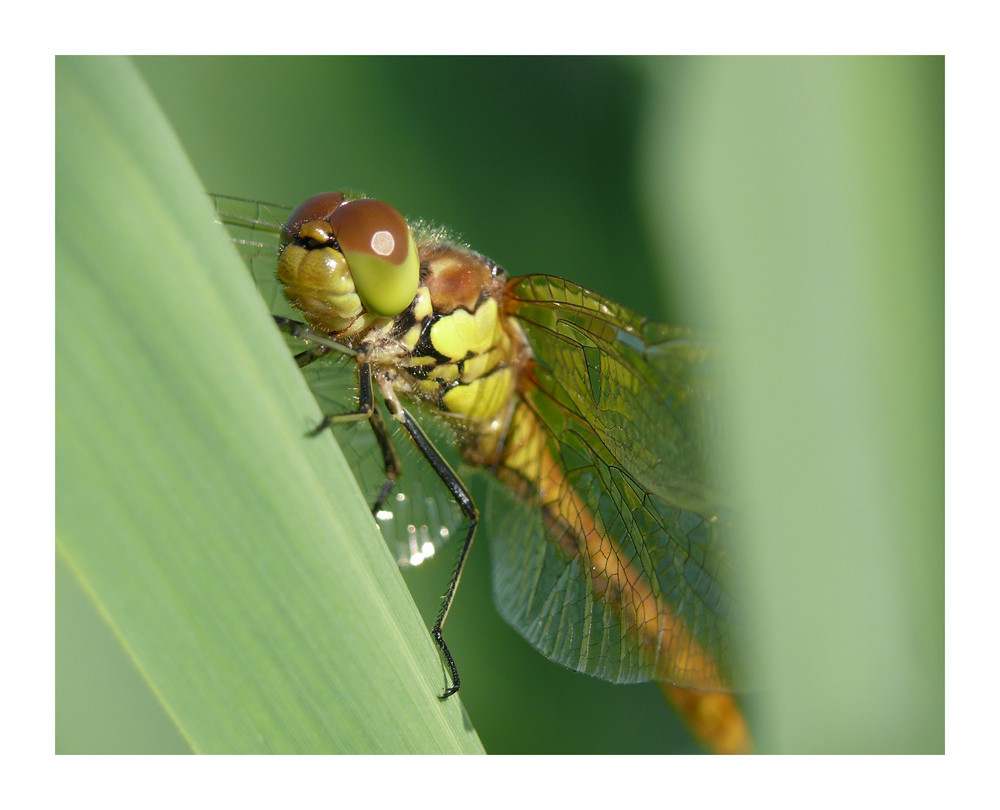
[298,357,404,510]
[395,406,478,699]
[273,315,321,346]
[273,315,359,363]
[293,343,333,369]
[366,406,402,517]
[306,359,378,435]
[277,317,404,511]
[277,315,473,697]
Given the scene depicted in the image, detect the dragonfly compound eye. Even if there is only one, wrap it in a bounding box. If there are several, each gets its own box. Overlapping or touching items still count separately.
[279,191,347,247]
[278,191,362,332]
[328,198,419,318]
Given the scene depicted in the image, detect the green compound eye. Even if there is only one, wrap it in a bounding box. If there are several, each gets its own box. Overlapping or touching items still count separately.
[329,198,419,317]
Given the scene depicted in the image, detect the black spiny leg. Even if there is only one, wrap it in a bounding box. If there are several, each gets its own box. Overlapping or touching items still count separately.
[393,404,478,699]
[276,314,475,698]
[307,355,377,434]
[366,406,402,518]
[275,315,402,516]
[274,316,359,363]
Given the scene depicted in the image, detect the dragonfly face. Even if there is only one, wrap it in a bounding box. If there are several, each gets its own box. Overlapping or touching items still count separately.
[213,191,743,702]
[278,192,420,323]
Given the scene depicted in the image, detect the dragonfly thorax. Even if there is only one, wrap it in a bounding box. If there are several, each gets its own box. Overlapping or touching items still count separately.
[387,243,529,428]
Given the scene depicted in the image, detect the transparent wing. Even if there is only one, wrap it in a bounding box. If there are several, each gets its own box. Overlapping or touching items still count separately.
[489,274,742,691]
[210,193,297,319]
[209,192,466,567]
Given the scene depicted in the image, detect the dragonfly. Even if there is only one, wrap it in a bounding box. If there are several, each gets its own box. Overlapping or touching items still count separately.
[212,191,748,751]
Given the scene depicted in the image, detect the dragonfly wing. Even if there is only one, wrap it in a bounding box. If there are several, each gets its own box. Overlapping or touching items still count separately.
[489,274,742,691]
[505,275,726,512]
[210,193,298,318]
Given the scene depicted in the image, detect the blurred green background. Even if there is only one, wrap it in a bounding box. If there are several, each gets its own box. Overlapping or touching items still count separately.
[56,56,943,753]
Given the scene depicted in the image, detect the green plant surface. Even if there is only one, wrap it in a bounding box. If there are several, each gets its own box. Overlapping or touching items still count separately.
[56,56,482,754]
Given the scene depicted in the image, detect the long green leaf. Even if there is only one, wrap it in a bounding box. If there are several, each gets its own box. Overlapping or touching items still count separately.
[56,56,482,754]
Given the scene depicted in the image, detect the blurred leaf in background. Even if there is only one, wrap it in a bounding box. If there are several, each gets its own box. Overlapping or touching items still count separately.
[643,56,943,752]
[56,55,942,754]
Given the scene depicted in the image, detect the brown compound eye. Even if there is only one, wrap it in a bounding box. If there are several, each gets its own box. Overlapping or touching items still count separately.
[280,191,347,246]
[328,199,412,267]
[327,198,419,317]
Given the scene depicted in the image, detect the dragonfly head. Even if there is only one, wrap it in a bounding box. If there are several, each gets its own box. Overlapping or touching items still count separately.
[278,192,420,327]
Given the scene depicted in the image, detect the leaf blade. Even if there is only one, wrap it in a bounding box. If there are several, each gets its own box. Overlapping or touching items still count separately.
[55,55,482,754]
